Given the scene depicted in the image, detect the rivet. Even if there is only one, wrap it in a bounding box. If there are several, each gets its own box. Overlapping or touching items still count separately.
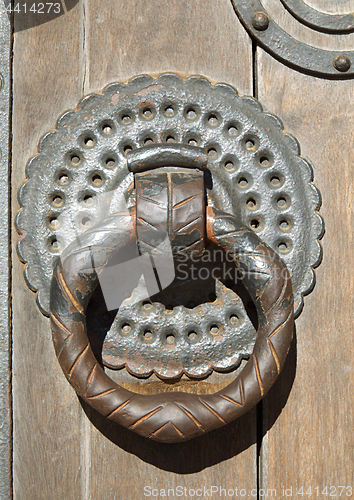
[333,55,351,73]
[122,323,131,334]
[229,315,239,325]
[252,11,269,31]
[166,334,175,344]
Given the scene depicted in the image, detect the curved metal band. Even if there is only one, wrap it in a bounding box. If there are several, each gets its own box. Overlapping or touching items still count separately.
[231,0,354,78]
[280,0,354,34]
[127,144,208,173]
[50,206,294,443]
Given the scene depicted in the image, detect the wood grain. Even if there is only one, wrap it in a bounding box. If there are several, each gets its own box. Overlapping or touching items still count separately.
[12,5,85,499]
[83,0,253,94]
[257,1,354,496]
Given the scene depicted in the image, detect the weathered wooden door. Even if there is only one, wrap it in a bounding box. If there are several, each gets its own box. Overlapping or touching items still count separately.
[3,0,353,498]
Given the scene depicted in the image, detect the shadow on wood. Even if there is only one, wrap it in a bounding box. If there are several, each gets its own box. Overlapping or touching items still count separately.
[261,328,297,438]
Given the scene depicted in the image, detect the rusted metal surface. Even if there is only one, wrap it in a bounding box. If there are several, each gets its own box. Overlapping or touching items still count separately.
[50,204,294,442]
[0,2,11,497]
[231,0,354,77]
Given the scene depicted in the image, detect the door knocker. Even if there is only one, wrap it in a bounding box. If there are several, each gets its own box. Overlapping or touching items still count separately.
[16,74,323,442]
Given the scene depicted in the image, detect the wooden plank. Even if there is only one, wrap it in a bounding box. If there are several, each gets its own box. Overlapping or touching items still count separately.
[0,2,12,499]
[82,1,257,498]
[12,5,85,499]
[84,0,253,94]
[257,1,354,496]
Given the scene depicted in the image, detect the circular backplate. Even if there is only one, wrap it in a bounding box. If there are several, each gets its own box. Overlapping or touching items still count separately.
[16,73,323,379]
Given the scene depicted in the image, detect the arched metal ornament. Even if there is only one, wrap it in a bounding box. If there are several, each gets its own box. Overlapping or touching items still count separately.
[280,0,354,34]
[16,74,323,442]
[231,0,354,78]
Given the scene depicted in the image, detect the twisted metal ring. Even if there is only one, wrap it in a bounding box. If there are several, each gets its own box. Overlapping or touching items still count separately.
[50,206,294,443]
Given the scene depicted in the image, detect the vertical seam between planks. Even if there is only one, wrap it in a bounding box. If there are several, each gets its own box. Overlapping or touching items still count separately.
[80,3,90,499]
[81,0,89,94]
[252,40,259,101]
[9,2,14,498]
[230,0,259,489]
[252,37,261,500]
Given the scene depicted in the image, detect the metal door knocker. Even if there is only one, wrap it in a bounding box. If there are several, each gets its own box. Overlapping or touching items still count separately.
[16,74,323,442]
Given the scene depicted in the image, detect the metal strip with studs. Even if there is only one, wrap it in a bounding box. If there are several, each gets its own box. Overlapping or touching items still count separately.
[231,0,354,77]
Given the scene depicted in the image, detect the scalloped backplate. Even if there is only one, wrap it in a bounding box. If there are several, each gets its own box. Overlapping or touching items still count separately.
[16,73,323,379]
